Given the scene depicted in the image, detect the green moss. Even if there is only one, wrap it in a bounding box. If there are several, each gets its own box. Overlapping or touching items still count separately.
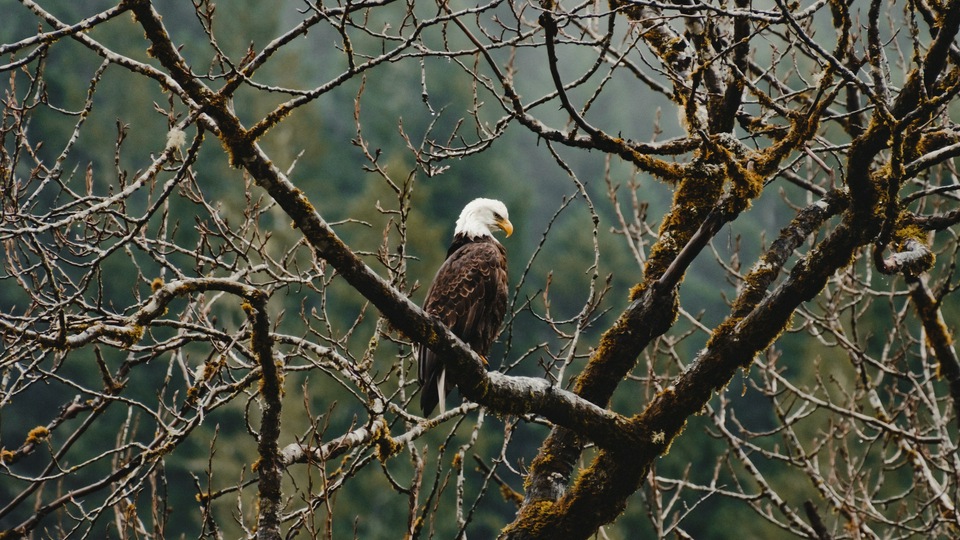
[731,258,779,316]
[249,106,296,142]
[659,419,686,456]
[705,317,741,354]
[728,160,764,203]
[627,282,648,302]
[500,500,556,537]
[185,386,200,405]
[294,187,315,214]
[644,166,724,281]
[371,420,402,462]
[893,222,927,244]
[118,325,145,348]
[25,426,49,445]
[500,483,524,506]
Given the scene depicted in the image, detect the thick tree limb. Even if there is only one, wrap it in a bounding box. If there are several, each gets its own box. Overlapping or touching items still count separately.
[503,191,855,539]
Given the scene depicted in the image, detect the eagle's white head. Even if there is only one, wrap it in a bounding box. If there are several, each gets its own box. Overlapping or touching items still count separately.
[454,198,513,240]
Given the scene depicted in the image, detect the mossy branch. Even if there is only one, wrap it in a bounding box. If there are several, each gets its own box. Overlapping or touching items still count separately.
[245,294,283,540]
[504,193,859,539]
[908,276,960,427]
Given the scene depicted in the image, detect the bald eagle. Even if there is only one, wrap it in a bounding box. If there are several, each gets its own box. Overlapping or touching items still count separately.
[418,198,513,416]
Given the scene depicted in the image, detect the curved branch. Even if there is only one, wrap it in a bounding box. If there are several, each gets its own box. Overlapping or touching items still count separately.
[0,3,131,57]
[874,238,934,276]
[540,9,601,140]
[0,278,260,350]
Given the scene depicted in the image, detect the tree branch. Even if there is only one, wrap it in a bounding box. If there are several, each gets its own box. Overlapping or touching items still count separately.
[504,192,859,539]
[908,275,960,427]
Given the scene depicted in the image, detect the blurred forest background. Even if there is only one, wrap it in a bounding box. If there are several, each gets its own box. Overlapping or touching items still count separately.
[2,0,959,538]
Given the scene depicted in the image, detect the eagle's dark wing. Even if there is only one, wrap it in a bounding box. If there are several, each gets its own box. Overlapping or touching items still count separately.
[418,239,508,415]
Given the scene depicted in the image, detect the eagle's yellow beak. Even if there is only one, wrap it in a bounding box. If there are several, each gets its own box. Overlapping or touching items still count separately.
[497,217,514,238]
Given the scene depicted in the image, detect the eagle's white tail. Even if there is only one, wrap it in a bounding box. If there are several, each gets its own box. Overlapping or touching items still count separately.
[437,368,446,414]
